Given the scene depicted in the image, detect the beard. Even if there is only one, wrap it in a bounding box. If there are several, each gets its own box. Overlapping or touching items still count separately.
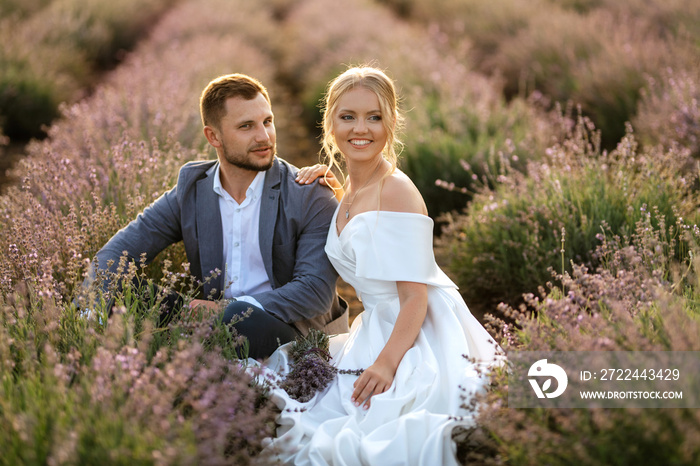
[221,141,276,172]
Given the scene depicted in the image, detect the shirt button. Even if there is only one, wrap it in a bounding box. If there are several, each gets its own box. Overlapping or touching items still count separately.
[234,242,240,247]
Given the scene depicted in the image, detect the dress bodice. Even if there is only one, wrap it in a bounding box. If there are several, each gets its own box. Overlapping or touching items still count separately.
[324,209,456,306]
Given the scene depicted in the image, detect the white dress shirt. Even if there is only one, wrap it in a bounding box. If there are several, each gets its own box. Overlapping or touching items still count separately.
[213,168,271,309]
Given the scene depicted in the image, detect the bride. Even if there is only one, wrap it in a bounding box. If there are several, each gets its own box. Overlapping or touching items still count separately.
[260,66,503,465]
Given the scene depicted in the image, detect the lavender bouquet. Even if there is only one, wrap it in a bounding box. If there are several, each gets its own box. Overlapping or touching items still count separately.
[279,329,338,402]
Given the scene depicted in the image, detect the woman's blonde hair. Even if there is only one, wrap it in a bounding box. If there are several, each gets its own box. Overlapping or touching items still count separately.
[320,66,404,185]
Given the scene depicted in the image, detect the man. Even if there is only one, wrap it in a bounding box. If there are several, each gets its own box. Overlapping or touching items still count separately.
[86,73,348,358]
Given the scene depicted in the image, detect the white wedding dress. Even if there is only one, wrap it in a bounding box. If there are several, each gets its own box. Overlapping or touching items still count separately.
[261,209,503,466]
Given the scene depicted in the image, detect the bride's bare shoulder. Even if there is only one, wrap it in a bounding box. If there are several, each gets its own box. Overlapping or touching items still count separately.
[380,170,428,215]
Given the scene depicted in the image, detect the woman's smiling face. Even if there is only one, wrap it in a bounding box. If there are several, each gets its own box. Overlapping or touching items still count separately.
[332,86,388,163]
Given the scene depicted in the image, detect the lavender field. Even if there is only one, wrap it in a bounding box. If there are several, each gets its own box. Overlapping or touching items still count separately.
[1,0,699,464]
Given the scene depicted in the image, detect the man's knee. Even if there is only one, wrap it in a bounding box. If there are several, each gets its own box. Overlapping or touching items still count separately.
[221,300,258,325]
[221,300,299,359]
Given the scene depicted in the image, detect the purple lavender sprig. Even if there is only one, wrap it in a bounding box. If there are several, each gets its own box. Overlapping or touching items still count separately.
[279,329,363,402]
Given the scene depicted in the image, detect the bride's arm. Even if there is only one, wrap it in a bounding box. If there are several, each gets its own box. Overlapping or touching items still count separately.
[351,281,428,409]
[350,169,431,408]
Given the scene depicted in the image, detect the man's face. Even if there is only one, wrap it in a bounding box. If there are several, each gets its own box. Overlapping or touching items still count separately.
[214,93,276,172]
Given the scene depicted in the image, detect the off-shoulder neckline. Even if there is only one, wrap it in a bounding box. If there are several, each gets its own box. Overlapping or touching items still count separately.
[334,209,432,237]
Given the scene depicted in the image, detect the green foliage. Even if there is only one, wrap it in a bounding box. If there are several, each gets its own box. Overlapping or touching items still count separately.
[0,0,52,17]
[288,328,331,361]
[401,94,545,219]
[634,66,700,159]
[0,17,88,139]
[383,0,700,150]
[0,258,273,464]
[487,9,676,147]
[460,211,700,465]
[438,117,699,315]
[378,0,543,61]
[0,0,175,140]
[0,64,62,139]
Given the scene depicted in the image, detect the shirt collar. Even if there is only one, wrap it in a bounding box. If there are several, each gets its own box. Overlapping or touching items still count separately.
[213,165,266,205]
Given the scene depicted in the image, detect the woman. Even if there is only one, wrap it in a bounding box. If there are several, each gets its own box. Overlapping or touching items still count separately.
[263,66,503,465]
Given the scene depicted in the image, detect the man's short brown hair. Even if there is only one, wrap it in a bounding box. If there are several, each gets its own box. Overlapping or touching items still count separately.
[200,73,271,129]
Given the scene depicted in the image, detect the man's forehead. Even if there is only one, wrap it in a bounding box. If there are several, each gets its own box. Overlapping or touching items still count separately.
[222,94,273,120]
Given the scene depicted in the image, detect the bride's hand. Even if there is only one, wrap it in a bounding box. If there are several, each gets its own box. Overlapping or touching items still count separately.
[351,361,394,409]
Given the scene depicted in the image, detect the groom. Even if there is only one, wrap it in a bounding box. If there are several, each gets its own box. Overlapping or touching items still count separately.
[85,73,348,358]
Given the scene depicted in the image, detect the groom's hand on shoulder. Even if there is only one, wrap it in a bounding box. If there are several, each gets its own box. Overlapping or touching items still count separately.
[296,164,343,201]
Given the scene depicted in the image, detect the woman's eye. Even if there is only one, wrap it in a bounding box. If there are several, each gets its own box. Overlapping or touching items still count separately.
[340,115,353,121]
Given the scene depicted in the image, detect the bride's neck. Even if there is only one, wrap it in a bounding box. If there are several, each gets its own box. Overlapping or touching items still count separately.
[346,158,387,191]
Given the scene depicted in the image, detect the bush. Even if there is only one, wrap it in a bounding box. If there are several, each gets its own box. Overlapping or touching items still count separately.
[487,9,682,147]
[634,67,700,159]
[378,0,548,63]
[0,75,60,140]
[437,116,699,316]
[586,0,700,43]
[0,16,88,139]
[402,89,552,220]
[0,265,275,465]
[457,216,700,465]
[0,0,175,140]
[382,0,699,149]
[0,0,51,18]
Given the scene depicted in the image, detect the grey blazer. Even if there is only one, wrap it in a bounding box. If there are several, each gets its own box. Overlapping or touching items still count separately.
[91,157,348,335]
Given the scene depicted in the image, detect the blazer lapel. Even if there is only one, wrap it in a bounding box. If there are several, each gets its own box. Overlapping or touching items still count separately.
[259,159,280,285]
[196,163,225,297]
